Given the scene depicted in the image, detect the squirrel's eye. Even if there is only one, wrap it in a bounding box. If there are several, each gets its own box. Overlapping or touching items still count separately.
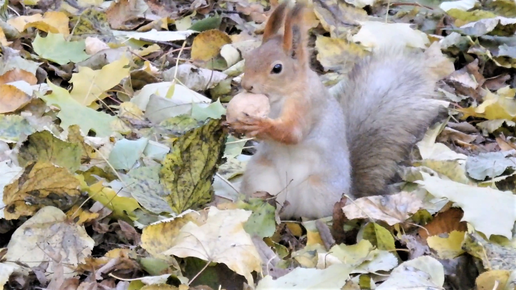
[271,64,282,74]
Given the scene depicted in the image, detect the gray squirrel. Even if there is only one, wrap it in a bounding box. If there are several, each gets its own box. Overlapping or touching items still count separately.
[227,2,446,219]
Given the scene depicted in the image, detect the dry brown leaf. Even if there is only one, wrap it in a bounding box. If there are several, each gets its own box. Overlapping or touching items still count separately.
[0,68,37,85]
[342,191,423,225]
[0,84,31,113]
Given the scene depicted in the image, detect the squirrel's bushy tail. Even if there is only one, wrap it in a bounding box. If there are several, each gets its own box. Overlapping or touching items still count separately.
[336,47,446,198]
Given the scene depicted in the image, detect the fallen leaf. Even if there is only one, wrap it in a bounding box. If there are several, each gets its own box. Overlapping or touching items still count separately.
[342,191,423,225]
[70,56,130,106]
[18,130,82,172]
[427,230,466,259]
[352,21,429,49]
[160,118,226,214]
[0,84,31,113]
[33,33,89,65]
[5,206,94,277]
[7,12,69,36]
[3,161,81,220]
[163,207,262,285]
[41,81,118,137]
[0,68,37,85]
[418,172,516,239]
[256,263,352,289]
[191,29,231,62]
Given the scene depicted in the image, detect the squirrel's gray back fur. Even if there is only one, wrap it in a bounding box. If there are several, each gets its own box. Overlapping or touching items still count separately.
[334,48,444,198]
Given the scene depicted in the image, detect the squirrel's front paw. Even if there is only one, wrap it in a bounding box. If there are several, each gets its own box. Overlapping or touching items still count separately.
[230,113,273,139]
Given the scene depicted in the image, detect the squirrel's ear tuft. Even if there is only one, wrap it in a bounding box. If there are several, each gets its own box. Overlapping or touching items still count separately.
[262,1,289,44]
[283,4,308,62]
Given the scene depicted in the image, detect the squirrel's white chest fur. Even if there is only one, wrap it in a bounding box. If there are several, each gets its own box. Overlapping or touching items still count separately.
[241,98,351,219]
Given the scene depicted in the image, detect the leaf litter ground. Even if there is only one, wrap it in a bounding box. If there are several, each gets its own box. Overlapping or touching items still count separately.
[0,0,515,289]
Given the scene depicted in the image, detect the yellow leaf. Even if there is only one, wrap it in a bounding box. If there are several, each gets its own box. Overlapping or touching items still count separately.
[78,176,140,220]
[191,29,231,62]
[66,205,99,225]
[476,87,516,121]
[23,0,39,5]
[427,230,466,259]
[138,44,161,57]
[0,28,11,46]
[163,207,261,285]
[7,12,69,36]
[475,270,513,290]
[141,210,207,261]
[3,161,81,220]
[363,222,396,252]
[316,35,366,73]
[70,56,130,106]
[306,229,324,247]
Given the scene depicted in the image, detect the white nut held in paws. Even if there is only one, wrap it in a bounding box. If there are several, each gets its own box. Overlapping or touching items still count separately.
[226,92,270,123]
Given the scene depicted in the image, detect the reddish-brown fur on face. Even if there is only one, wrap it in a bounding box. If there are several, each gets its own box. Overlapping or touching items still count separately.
[237,3,313,145]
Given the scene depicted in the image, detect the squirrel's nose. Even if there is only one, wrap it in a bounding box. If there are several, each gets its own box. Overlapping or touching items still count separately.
[241,77,253,92]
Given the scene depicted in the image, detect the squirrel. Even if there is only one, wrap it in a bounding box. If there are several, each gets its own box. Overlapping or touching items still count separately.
[227,2,446,219]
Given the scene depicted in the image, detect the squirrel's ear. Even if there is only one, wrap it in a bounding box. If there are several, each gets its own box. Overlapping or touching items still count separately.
[283,4,307,62]
[262,1,289,43]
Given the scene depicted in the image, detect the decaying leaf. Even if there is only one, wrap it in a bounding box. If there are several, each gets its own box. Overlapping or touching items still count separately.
[463,231,516,271]
[5,206,94,278]
[160,118,226,214]
[0,114,35,143]
[18,130,82,172]
[3,161,81,220]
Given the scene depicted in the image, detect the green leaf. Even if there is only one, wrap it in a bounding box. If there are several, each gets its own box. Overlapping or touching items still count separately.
[191,99,226,121]
[125,165,173,214]
[243,198,277,238]
[18,130,81,172]
[159,114,201,135]
[362,222,396,252]
[108,137,148,170]
[40,81,117,137]
[0,114,35,143]
[189,14,222,32]
[32,33,89,65]
[160,118,227,213]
